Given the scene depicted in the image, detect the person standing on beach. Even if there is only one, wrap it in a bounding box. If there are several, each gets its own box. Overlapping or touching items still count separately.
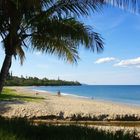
[57,90,61,96]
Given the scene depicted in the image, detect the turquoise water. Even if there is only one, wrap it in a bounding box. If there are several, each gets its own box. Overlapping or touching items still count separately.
[30,85,140,106]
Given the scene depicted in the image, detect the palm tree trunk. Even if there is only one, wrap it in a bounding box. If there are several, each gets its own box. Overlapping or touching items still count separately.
[0,54,12,94]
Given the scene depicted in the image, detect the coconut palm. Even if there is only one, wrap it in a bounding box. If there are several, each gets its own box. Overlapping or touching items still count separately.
[0,0,139,94]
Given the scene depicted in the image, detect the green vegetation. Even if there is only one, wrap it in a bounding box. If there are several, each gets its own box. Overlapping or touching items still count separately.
[0,88,44,102]
[0,117,139,140]
[69,114,140,122]
[31,113,140,122]
[5,74,81,86]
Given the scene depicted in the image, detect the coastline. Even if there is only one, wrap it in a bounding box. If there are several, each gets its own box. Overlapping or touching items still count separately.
[28,85,140,107]
[28,86,140,109]
[1,86,140,120]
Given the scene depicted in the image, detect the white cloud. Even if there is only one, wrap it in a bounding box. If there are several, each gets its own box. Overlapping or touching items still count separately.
[35,52,41,55]
[114,57,140,67]
[95,57,116,64]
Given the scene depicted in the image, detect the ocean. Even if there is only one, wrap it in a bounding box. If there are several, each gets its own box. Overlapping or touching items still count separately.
[30,85,140,106]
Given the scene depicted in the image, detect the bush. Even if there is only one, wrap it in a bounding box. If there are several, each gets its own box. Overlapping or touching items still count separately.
[0,116,139,140]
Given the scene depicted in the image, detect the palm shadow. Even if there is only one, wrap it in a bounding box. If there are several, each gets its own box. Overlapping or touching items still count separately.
[0,100,24,115]
[0,93,44,115]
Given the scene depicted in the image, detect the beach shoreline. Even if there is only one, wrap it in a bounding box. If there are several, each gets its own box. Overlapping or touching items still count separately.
[0,86,140,120]
[27,85,140,107]
[18,86,140,109]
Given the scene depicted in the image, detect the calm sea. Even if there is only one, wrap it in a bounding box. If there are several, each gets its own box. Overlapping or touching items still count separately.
[30,85,140,106]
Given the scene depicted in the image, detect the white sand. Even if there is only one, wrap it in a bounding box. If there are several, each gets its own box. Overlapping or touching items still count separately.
[0,86,140,119]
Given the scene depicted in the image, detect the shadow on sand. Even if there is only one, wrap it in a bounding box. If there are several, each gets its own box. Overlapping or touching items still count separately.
[0,90,44,115]
[0,100,25,115]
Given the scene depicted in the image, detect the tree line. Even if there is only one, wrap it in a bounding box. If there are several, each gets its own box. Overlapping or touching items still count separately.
[5,74,81,86]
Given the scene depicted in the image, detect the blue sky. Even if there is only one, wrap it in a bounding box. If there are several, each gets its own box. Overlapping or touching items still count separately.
[1,5,140,85]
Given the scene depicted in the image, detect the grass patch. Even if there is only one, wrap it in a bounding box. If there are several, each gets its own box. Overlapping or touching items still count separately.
[0,88,44,102]
[0,116,139,140]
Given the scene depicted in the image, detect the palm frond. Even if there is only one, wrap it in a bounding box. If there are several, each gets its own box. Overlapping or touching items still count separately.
[31,17,104,53]
[43,0,103,18]
[29,17,103,63]
[15,46,25,65]
[42,0,139,18]
[31,35,79,63]
[0,0,139,66]
[104,0,139,13]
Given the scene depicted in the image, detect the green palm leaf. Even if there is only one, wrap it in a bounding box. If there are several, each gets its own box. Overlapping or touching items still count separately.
[105,0,138,12]
[0,0,139,63]
[15,46,25,65]
[32,35,79,63]
[30,17,103,63]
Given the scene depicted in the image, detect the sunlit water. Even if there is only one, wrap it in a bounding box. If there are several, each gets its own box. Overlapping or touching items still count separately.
[29,85,140,106]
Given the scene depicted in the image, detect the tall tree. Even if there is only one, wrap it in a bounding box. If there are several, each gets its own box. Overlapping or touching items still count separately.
[0,0,139,94]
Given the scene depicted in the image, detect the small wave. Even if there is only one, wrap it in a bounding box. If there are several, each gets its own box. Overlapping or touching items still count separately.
[61,92,91,99]
[32,89,48,93]
[31,88,91,99]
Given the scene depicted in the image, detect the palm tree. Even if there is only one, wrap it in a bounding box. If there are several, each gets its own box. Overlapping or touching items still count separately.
[0,0,139,94]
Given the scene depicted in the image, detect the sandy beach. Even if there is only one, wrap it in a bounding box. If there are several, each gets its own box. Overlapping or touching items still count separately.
[0,86,140,119]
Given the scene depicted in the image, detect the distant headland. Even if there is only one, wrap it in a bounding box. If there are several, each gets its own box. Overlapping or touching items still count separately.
[5,73,81,86]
